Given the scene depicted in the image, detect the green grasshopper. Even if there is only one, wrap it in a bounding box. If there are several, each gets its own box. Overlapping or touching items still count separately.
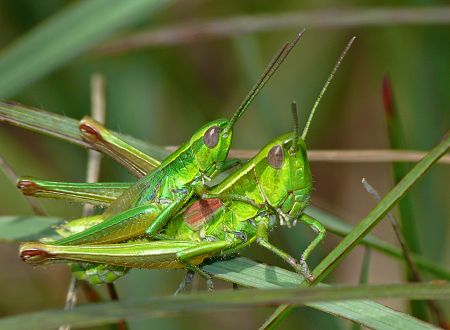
[20,38,354,289]
[20,32,303,247]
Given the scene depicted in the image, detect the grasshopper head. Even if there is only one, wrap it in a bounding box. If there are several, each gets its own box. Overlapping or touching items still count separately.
[190,119,233,178]
[255,133,313,220]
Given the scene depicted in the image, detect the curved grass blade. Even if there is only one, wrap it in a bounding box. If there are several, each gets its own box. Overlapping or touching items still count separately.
[0,101,169,161]
[0,0,173,98]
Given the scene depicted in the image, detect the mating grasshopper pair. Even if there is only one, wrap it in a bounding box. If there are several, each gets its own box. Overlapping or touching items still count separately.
[19,32,354,291]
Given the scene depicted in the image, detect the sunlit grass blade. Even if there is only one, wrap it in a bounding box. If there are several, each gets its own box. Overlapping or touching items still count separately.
[0,101,169,161]
[312,133,450,283]
[0,261,446,330]
[0,0,173,98]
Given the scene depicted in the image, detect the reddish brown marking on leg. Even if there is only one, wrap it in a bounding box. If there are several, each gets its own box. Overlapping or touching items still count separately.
[17,178,39,195]
[20,248,53,263]
[80,121,104,144]
[183,198,223,230]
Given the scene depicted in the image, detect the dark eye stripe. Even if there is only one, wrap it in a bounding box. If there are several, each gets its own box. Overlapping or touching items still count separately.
[203,126,220,148]
[268,145,284,169]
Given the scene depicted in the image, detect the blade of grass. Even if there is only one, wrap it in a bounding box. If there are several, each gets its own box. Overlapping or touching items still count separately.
[350,247,371,330]
[0,270,444,329]
[382,75,427,320]
[0,0,172,98]
[0,216,61,242]
[0,101,168,161]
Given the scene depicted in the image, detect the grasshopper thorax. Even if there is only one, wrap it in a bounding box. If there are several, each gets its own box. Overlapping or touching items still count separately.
[190,119,233,178]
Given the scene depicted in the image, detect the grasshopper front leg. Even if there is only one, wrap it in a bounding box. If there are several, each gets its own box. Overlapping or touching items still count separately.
[256,220,314,283]
[298,213,325,275]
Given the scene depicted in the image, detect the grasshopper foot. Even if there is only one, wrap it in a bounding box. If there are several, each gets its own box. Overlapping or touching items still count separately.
[298,256,314,283]
[206,278,215,292]
[174,270,195,296]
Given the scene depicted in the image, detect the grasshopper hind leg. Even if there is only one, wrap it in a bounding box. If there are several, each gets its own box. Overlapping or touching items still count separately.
[256,220,315,283]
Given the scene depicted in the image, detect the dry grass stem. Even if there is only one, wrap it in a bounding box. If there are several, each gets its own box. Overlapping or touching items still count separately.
[163,147,450,164]
[97,7,450,53]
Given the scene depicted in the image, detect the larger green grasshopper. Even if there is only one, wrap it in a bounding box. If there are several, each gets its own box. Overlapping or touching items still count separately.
[20,32,303,247]
[20,38,354,289]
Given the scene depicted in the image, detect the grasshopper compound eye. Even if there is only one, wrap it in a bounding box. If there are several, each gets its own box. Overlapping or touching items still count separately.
[203,126,220,148]
[268,145,284,169]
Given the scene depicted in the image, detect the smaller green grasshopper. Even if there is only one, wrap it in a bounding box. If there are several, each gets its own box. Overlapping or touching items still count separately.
[19,32,304,248]
[20,37,354,289]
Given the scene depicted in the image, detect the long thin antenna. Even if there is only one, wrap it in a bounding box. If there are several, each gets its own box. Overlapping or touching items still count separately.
[224,29,305,135]
[290,101,299,154]
[301,36,355,140]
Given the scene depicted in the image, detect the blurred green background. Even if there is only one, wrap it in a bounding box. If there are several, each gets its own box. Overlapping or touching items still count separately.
[0,1,449,329]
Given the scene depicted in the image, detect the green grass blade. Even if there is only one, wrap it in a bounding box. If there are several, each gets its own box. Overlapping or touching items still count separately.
[0,216,61,242]
[0,259,445,330]
[0,101,169,161]
[312,134,450,283]
[351,247,371,330]
[0,0,172,98]
[383,76,428,319]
